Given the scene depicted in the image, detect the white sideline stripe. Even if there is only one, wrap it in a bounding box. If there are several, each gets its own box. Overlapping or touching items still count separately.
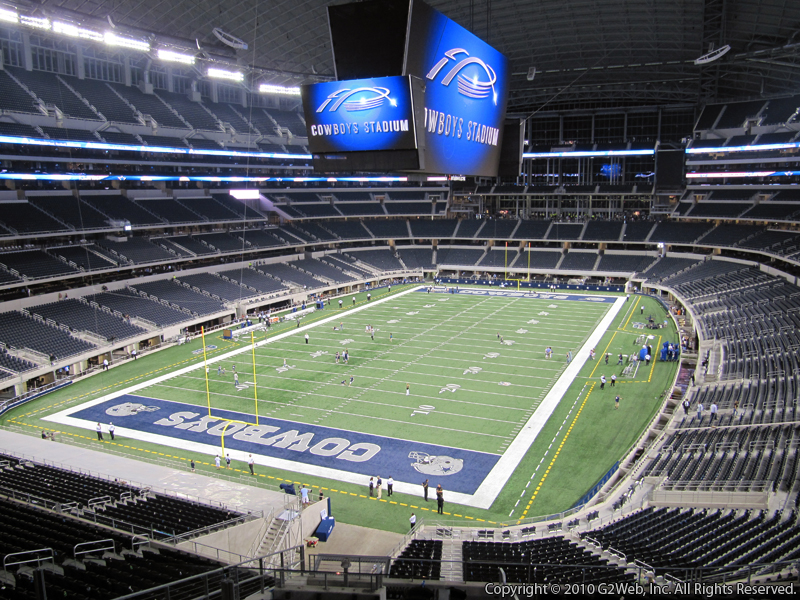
[467,295,626,509]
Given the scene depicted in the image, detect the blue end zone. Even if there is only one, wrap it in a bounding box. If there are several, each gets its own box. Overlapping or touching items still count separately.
[416,288,618,303]
[69,395,499,494]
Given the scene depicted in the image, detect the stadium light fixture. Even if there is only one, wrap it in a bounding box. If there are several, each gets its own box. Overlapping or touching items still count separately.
[0,8,18,23]
[157,49,196,65]
[259,83,301,96]
[230,189,260,200]
[208,67,244,82]
[19,15,50,30]
[104,31,150,52]
[694,45,731,65]
[53,21,104,42]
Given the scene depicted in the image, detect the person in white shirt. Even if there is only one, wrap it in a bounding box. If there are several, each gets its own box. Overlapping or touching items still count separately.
[102,359,109,371]
[305,333,309,344]
[600,375,606,390]
[710,402,718,426]
[214,455,221,469]
[248,454,255,475]
[409,513,416,531]
[387,476,394,496]
[300,485,309,506]
[96,422,103,441]
[108,422,115,440]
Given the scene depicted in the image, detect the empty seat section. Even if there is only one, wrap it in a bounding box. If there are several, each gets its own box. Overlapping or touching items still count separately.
[66,78,140,123]
[178,198,241,221]
[193,233,248,253]
[30,299,146,341]
[0,311,96,358]
[475,219,518,239]
[111,84,188,129]
[559,252,597,270]
[409,219,458,238]
[259,263,326,288]
[95,238,175,264]
[363,220,410,239]
[0,202,70,233]
[136,199,206,224]
[81,194,164,226]
[130,281,226,316]
[437,247,484,266]
[88,290,191,327]
[324,221,372,239]
[160,236,217,255]
[347,250,403,271]
[8,68,99,120]
[49,245,118,270]
[217,268,288,294]
[547,223,584,240]
[29,195,111,230]
[0,70,39,113]
[0,250,78,279]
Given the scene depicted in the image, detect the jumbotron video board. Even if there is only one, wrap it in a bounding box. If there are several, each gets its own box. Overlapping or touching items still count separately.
[301,0,510,177]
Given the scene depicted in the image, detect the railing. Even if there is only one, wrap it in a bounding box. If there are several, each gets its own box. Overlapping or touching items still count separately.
[112,544,306,600]
[245,512,273,559]
[387,518,424,559]
[0,380,73,416]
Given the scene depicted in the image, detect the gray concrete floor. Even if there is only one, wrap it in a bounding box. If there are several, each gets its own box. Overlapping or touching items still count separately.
[306,522,404,558]
[0,429,289,518]
[0,429,406,558]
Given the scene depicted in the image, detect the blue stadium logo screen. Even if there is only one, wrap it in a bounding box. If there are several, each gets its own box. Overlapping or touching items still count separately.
[302,75,417,153]
[404,1,510,176]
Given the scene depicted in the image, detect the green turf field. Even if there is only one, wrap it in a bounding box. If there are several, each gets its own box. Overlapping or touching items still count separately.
[3,285,679,533]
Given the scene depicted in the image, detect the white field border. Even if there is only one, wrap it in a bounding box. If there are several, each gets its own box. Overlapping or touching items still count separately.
[44,286,625,509]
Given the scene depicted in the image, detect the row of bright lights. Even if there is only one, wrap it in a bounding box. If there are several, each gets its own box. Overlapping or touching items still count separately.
[686,142,800,155]
[0,134,311,159]
[0,7,300,94]
[686,171,800,179]
[0,173,410,183]
[522,149,654,159]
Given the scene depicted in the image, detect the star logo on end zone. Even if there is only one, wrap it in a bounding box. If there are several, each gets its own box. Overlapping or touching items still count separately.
[426,48,498,105]
[316,87,396,113]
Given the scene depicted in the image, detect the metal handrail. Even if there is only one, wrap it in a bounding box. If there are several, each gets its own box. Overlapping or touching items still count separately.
[74,539,115,558]
[3,548,54,569]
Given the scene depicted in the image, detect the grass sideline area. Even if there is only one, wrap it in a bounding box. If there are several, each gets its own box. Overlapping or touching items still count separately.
[3,285,678,534]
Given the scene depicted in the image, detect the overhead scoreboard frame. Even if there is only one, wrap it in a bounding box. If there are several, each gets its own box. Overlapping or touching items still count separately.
[302,0,511,177]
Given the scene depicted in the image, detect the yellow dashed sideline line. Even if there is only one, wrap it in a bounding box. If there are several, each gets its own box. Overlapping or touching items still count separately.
[519,382,595,519]
[588,331,618,379]
[622,296,641,331]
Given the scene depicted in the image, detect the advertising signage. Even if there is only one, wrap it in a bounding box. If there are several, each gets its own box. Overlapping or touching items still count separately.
[302,75,418,154]
[404,0,510,176]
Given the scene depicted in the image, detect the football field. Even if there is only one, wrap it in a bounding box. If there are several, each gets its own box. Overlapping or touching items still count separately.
[19,284,678,530]
[44,286,627,507]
